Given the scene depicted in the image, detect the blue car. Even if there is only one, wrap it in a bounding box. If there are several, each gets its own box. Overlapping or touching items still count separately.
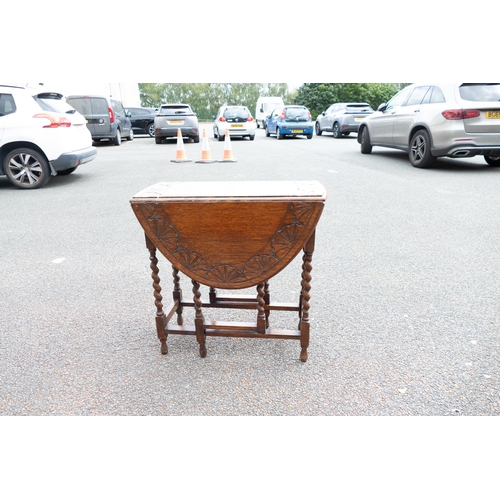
[265,105,314,140]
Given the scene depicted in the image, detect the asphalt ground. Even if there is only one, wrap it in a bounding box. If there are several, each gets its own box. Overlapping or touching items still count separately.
[2,122,499,498]
[1,124,499,417]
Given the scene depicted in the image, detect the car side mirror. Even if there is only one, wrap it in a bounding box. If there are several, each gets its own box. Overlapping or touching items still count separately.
[322,112,325,116]
[377,103,387,112]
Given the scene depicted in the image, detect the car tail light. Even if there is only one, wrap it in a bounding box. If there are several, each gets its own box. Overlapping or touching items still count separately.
[33,113,71,128]
[247,117,253,122]
[219,117,226,122]
[108,106,115,123]
[307,110,312,120]
[280,110,285,119]
[442,109,480,120]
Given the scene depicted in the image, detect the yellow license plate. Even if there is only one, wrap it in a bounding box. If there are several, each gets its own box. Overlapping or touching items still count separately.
[168,120,184,124]
[486,111,500,119]
[231,124,243,128]
[355,117,364,121]
[291,129,303,133]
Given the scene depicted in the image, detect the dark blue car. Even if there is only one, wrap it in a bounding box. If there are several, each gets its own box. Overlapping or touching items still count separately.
[265,105,314,140]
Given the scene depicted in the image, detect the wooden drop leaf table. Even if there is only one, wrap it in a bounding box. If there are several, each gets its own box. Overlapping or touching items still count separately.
[130,180,327,362]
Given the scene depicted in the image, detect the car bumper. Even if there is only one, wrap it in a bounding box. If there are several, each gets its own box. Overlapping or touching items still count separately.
[225,127,255,137]
[157,127,198,138]
[433,144,500,159]
[341,122,362,133]
[50,146,97,172]
[279,126,314,136]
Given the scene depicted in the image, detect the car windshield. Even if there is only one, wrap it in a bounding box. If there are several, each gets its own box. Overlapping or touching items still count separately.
[285,107,309,121]
[459,83,500,102]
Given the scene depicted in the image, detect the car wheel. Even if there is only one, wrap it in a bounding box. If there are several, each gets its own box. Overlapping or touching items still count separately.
[484,155,500,167]
[57,167,78,175]
[155,136,162,144]
[128,129,134,141]
[315,122,322,136]
[276,128,282,140]
[193,134,200,143]
[306,134,313,139]
[265,126,270,137]
[147,123,155,137]
[113,129,122,145]
[409,129,434,168]
[4,148,51,189]
[360,127,372,154]
[249,135,255,141]
[218,128,224,141]
[332,122,342,138]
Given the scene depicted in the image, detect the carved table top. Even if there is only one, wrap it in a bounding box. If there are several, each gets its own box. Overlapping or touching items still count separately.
[130,181,327,289]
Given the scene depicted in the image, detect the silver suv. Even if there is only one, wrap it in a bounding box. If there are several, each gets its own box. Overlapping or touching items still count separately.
[357,83,500,168]
[316,102,373,138]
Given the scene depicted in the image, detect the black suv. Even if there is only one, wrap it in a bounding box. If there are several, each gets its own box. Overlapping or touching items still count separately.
[66,95,133,145]
[126,107,158,137]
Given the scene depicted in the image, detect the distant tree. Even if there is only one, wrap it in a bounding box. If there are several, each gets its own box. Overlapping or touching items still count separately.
[139,83,296,121]
[294,83,404,118]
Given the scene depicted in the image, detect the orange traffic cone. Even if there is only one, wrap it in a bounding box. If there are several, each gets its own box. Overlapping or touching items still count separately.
[195,128,217,163]
[170,128,192,163]
[219,128,237,163]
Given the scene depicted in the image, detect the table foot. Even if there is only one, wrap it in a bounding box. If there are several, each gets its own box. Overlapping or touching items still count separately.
[199,344,207,358]
[300,348,308,362]
[160,340,168,355]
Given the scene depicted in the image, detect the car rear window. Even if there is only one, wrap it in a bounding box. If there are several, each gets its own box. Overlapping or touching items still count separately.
[459,84,500,102]
[345,104,373,112]
[67,97,108,115]
[0,93,16,116]
[34,93,76,114]
[285,107,309,120]
[160,105,192,114]
[223,107,249,120]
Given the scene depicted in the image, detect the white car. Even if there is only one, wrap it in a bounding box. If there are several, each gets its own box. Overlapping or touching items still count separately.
[213,105,256,141]
[0,85,97,189]
[357,83,500,168]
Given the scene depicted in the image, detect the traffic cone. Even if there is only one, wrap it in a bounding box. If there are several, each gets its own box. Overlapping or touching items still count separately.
[195,128,217,163]
[219,128,237,163]
[170,128,192,163]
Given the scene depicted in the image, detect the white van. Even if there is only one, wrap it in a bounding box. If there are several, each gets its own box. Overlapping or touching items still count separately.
[255,96,285,128]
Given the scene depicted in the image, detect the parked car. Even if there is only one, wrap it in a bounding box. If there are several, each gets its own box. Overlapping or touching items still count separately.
[265,105,314,139]
[316,102,374,138]
[126,106,157,137]
[213,105,256,141]
[358,83,500,168]
[154,104,199,144]
[0,85,97,189]
[66,94,133,145]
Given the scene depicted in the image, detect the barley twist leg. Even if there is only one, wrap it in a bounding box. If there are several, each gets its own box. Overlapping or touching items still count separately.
[149,245,168,355]
[172,265,183,325]
[192,279,206,358]
[256,282,266,334]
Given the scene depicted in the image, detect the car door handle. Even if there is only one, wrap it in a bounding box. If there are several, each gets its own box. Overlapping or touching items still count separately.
[414,109,421,113]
